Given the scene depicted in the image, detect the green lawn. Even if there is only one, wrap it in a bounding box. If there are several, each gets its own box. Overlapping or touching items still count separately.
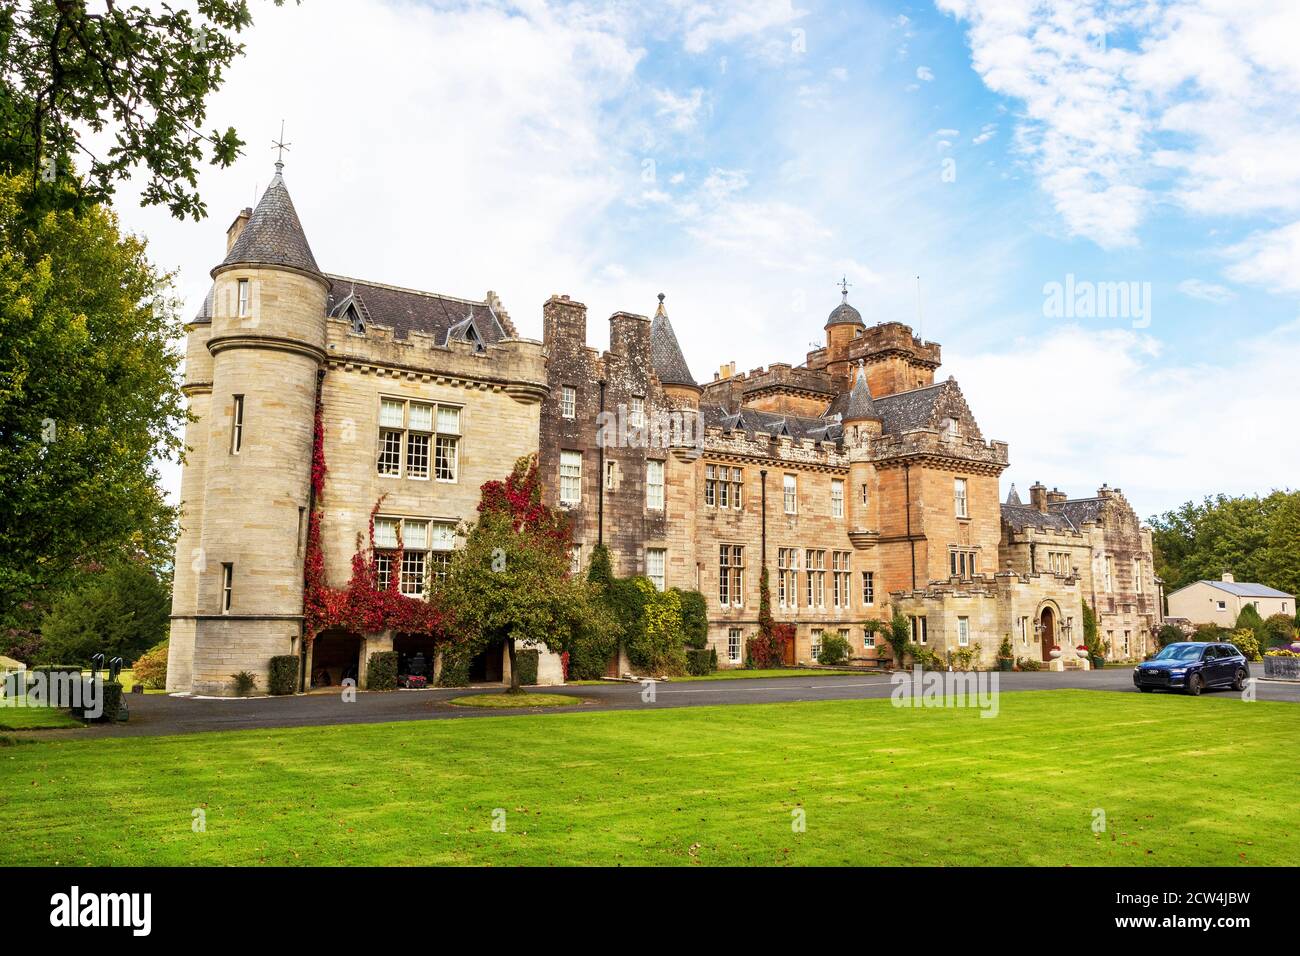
[0,706,81,731]
[670,667,867,681]
[449,693,582,708]
[1,690,1295,866]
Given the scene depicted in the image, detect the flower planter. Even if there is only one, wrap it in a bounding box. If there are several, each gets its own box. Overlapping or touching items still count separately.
[1263,656,1300,681]
[997,657,1014,672]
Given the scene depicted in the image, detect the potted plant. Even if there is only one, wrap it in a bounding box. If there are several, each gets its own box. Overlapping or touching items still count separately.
[1048,645,1062,660]
[997,636,1014,671]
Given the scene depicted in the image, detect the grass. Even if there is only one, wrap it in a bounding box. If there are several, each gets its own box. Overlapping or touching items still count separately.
[670,667,867,681]
[115,669,168,695]
[0,690,1295,866]
[449,692,582,708]
[0,706,82,731]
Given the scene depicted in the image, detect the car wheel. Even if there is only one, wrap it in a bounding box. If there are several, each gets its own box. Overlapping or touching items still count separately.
[1138,686,1154,693]
[1232,668,1247,691]
[1186,673,1203,696]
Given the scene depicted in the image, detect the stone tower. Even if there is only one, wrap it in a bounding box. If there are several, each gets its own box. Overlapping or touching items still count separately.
[823,280,866,390]
[167,163,329,695]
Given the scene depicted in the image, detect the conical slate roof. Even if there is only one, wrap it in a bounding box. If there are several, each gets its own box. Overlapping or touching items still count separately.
[843,361,880,421]
[219,165,319,275]
[650,293,696,387]
[1005,483,1023,507]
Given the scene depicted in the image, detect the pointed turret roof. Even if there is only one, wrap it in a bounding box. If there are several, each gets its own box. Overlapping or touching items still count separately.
[219,163,319,275]
[1006,483,1023,507]
[842,360,880,422]
[650,293,697,387]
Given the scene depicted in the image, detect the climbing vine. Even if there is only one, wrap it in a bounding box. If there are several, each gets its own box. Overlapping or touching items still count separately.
[301,395,448,645]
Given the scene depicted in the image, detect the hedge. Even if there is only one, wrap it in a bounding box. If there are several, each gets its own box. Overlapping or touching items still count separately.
[73,680,124,723]
[366,651,398,691]
[437,644,472,687]
[268,655,298,695]
[514,648,539,686]
[685,647,715,676]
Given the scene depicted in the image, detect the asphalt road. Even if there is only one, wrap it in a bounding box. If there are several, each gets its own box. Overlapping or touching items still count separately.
[14,663,1298,740]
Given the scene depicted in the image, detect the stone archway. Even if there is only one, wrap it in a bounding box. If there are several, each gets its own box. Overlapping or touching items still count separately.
[1039,606,1058,662]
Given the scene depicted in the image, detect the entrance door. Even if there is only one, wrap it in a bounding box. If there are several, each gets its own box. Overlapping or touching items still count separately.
[1039,608,1056,662]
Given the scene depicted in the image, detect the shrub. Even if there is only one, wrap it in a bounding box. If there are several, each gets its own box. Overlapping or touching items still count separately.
[132,640,169,690]
[1156,623,1184,648]
[1263,613,1296,648]
[514,648,539,686]
[625,578,686,674]
[1234,603,1265,638]
[437,643,472,687]
[817,631,852,665]
[230,671,257,696]
[910,643,939,671]
[268,655,298,695]
[885,612,911,668]
[74,680,124,723]
[1193,622,1225,642]
[676,589,709,649]
[366,651,398,691]
[1016,657,1042,671]
[38,560,170,666]
[1226,628,1262,662]
[997,635,1014,659]
[685,647,715,676]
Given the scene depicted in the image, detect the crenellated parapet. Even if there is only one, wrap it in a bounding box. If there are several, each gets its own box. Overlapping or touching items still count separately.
[702,424,848,473]
[867,429,1009,475]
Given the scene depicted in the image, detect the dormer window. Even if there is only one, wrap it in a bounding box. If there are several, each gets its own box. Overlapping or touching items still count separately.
[347,305,365,334]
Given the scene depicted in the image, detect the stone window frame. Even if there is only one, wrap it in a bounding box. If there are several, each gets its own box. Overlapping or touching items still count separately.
[629,395,645,428]
[230,394,245,455]
[718,544,743,607]
[777,547,799,610]
[236,278,251,318]
[373,515,450,598]
[560,385,577,419]
[559,450,583,506]
[570,543,582,574]
[376,397,461,483]
[954,477,969,519]
[832,551,852,608]
[646,459,665,511]
[805,548,826,607]
[783,473,798,515]
[957,616,970,647]
[949,548,977,579]
[646,547,666,591]
[830,478,845,518]
[910,614,928,645]
[811,628,823,662]
[727,627,742,664]
[220,563,233,614]
[861,570,874,606]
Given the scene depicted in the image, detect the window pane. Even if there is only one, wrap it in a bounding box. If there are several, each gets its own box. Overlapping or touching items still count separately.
[408,402,434,432]
[435,435,458,480]
[404,519,429,551]
[378,429,403,474]
[380,399,405,427]
[406,432,430,478]
[430,522,456,551]
[437,405,461,435]
[374,517,398,549]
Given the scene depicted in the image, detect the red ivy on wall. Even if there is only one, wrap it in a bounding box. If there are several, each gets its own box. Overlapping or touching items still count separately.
[477,455,570,560]
[301,395,449,645]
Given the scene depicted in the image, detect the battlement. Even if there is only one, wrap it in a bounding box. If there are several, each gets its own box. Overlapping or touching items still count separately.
[870,429,1009,474]
[702,424,849,470]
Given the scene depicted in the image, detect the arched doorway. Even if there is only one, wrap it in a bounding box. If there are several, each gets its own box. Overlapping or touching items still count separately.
[311,630,360,687]
[1039,606,1057,662]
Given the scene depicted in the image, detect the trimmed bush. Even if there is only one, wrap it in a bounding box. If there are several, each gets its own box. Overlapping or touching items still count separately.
[366,651,398,691]
[685,647,715,676]
[676,589,709,649]
[437,643,472,687]
[73,680,123,723]
[268,655,298,695]
[817,632,852,666]
[514,648,539,686]
[132,640,169,689]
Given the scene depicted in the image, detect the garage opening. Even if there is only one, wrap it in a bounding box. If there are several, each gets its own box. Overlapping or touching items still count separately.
[394,633,438,682]
[310,630,360,687]
[467,639,505,684]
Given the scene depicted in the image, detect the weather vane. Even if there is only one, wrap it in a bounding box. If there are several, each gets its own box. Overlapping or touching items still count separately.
[272,120,292,170]
[838,275,851,302]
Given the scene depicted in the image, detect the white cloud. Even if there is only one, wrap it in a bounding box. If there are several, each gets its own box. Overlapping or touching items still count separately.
[972,122,997,145]
[1223,221,1300,294]
[955,322,1300,515]
[651,86,706,131]
[1176,278,1236,304]
[935,128,960,138]
[937,0,1300,266]
[916,65,935,81]
[671,0,805,54]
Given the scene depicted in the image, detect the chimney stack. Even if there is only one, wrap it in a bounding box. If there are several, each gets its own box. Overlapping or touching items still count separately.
[1029,481,1049,513]
[1222,571,1234,583]
[226,207,252,254]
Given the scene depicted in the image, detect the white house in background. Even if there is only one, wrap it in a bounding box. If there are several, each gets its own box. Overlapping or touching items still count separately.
[1165,572,1294,628]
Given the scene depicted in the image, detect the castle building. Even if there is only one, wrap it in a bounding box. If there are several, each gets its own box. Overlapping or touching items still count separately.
[168,170,1161,694]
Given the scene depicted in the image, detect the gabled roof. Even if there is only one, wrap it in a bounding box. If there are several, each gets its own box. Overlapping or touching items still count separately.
[1000,503,1076,533]
[701,403,841,442]
[1005,483,1023,507]
[325,276,506,344]
[1195,581,1294,599]
[219,167,319,275]
[650,294,696,387]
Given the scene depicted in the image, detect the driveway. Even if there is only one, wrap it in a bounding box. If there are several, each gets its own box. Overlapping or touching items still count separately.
[13,662,1297,741]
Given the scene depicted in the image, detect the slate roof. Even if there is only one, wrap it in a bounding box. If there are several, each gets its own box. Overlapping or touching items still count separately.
[1005,483,1023,507]
[1200,581,1294,599]
[220,168,320,274]
[650,295,696,386]
[701,403,841,441]
[193,284,214,323]
[869,382,945,434]
[1000,504,1077,533]
[842,362,880,421]
[325,276,506,344]
[826,299,863,326]
[1058,497,1104,527]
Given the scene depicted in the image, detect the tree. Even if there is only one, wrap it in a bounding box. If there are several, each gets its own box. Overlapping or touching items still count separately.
[1234,603,1266,642]
[37,559,170,665]
[1156,623,1184,648]
[1262,613,1295,649]
[674,588,709,649]
[444,456,608,693]
[1,0,293,220]
[886,612,911,669]
[0,170,184,657]
[1150,490,1300,598]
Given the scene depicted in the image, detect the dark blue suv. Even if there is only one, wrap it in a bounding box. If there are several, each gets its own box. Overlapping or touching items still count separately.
[1133,642,1249,695]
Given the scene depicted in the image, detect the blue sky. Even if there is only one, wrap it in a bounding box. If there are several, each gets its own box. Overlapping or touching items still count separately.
[111,0,1300,519]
